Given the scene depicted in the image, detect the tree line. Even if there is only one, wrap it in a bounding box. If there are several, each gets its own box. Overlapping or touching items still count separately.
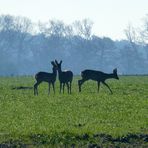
[0,14,148,76]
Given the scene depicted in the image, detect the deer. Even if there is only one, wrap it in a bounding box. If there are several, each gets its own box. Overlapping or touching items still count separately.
[34,61,57,95]
[55,60,73,94]
[78,68,119,94]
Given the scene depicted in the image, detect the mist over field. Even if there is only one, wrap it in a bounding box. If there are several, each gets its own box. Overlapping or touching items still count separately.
[0,15,148,76]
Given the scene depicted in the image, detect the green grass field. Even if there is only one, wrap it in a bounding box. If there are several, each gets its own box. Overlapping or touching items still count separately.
[0,76,148,147]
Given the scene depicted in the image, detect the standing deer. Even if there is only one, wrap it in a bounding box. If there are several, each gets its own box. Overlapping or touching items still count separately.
[78,68,119,94]
[34,61,57,95]
[55,60,73,94]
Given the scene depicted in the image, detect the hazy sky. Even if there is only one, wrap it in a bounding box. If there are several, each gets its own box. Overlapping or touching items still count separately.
[0,0,147,40]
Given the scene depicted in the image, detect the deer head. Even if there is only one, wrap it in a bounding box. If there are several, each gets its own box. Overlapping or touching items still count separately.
[51,61,58,71]
[113,68,119,80]
[55,60,62,71]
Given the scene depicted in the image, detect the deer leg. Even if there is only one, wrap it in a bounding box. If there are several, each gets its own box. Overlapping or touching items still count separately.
[102,81,113,94]
[69,82,72,94]
[66,82,70,94]
[60,83,62,94]
[52,82,55,94]
[97,81,100,93]
[48,83,51,95]
[34,83,37,95]
[78,80,82,92]
[34,81,41,96]
[78,79,86,92]
[63,83,65,94]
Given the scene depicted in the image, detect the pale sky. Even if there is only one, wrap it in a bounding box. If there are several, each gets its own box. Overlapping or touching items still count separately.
[0,0,147,40]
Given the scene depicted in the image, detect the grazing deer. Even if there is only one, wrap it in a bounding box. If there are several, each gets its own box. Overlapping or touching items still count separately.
[78,68,119,94]
[55,60,73,94]
[34,61,57,95]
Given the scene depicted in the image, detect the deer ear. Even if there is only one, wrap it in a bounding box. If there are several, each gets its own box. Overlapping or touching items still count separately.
[60,60,62,64]
[51,61,56,66]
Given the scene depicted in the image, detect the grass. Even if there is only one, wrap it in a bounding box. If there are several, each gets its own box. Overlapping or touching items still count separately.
[0,76,147,147]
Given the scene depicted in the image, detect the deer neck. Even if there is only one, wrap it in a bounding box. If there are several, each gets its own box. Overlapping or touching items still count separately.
[52,68,57,77]
[57,69,62,79]
[58,69,62,74]
[105,73,115,80]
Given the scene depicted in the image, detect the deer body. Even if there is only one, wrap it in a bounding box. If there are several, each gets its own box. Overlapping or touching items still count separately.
[58,70,73,83]
[55,60,73,94]
[78,69,119,94]
[34,61,57,95]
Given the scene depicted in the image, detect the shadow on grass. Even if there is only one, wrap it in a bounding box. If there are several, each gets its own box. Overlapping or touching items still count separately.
[11,86,33,90]
[0,133,148,147]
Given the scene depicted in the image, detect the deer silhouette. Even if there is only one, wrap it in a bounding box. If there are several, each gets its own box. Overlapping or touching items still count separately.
[78,68,119,94]
[55,60,73,94]
[34,61,57,95]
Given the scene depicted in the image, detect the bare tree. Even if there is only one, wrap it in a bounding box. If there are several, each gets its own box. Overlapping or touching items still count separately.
[72,19,93,39]
[124,15,148,45]
[139,14,148,44]
[124,23,146,74]
[0,15,15,31]
[124,23,138,46]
